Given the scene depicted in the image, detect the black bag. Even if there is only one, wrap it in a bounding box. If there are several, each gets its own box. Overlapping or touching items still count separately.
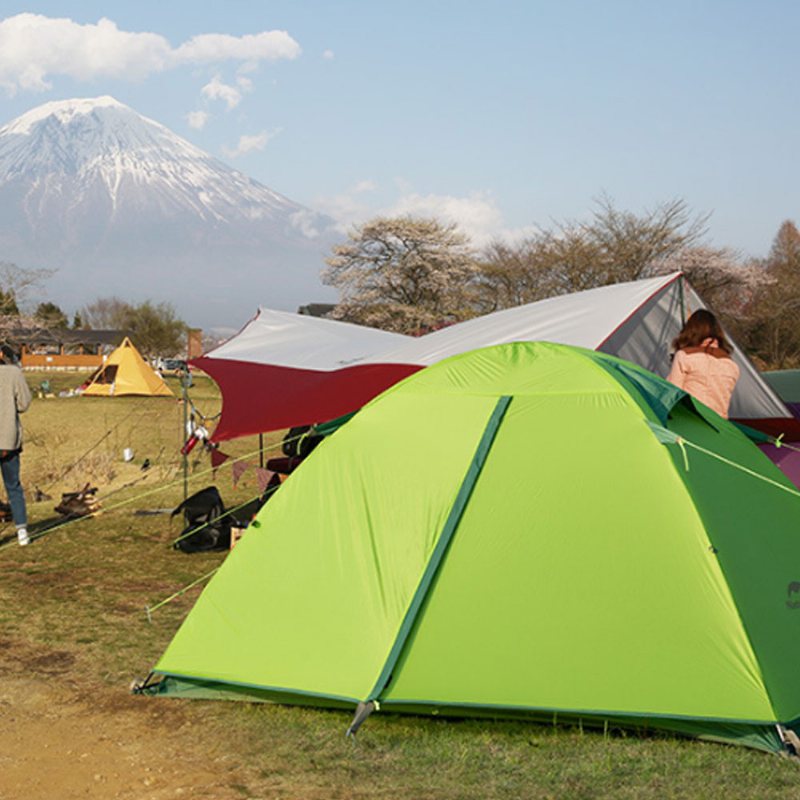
[282,425,323,459]
[172,486,231,553]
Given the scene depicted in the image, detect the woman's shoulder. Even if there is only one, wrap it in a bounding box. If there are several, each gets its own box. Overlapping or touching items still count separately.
[679,344,733,361]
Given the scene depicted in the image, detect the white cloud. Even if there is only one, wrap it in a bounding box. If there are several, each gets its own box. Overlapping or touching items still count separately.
[186,110,209,130]
[222,129,280,158]
[315,181,536,246]
[0,13,301,95]
[201,75,242,109]
[322,49,335,60]
[236,60,259,75]
[388,191,505,247]
[313,180,378,234]
[388,192,540,247]
[289,209,321,238]
[174,31,300,64]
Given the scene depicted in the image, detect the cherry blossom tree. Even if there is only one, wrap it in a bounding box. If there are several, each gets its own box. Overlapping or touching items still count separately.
[324,216,479,334]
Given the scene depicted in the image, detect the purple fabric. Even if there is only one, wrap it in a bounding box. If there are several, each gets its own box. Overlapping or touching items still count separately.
[788,402,800,420]
[759,443,800,490]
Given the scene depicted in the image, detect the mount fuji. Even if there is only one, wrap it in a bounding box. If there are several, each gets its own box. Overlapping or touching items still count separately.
[0,96,340,326]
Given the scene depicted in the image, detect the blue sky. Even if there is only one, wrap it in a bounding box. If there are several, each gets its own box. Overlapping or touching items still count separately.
[0,1,798,255]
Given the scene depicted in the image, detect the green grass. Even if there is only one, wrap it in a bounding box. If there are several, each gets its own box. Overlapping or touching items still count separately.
[2,371,800,798]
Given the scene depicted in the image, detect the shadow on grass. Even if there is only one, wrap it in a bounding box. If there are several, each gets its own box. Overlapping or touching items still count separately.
[0,515,78,547]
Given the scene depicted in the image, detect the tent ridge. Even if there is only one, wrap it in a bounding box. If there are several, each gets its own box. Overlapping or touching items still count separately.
[593,271,683,351]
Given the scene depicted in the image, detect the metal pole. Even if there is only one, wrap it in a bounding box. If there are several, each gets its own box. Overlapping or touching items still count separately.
[181,368,189,503]
[259,433,264,469]
[678,275,687,327]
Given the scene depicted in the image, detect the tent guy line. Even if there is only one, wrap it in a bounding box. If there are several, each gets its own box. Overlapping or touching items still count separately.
[150,416,800,634]
[169,488,277,549]
[145,567,220,624]
[0,439,276,553]
[650,421,800,500]
[0,424,323,552]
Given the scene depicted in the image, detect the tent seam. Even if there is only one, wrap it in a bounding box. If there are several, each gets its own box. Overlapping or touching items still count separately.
[365,395,512,704]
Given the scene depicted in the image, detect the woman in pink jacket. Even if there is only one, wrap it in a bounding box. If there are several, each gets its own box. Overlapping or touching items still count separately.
[666,309,740,418]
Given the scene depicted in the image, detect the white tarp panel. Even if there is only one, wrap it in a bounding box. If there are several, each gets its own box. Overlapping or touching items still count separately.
[598,279,789,419]
[361,272,789,421]
[205,308,411,370]
[367,274,683,366]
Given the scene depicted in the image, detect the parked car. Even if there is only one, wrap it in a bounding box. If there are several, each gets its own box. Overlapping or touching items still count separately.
[156,358,188,375]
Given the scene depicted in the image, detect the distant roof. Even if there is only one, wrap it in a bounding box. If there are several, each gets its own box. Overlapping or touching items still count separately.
[62,329,129,346]
[297,303,335,318]
[2,328,128,347]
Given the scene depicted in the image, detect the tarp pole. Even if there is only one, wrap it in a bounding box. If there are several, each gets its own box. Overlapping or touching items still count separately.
[679,275,687,327]
[181,369,190,503]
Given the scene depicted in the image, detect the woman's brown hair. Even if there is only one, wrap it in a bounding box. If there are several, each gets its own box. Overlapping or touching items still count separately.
[672,309,732,354]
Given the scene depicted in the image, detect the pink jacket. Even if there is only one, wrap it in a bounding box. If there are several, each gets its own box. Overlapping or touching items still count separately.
[666,340,740,418]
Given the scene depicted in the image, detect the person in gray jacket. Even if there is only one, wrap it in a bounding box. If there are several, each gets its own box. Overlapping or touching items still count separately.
[0,346,32,545]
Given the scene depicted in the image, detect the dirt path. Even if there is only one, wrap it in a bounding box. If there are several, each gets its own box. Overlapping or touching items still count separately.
[0,668,255,799]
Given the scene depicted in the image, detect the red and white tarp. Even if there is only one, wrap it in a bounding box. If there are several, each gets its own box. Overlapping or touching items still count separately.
[195,274,797,442]
[193,309,415,441]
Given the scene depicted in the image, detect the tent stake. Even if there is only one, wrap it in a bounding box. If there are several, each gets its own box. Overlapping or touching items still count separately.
[346,700,378,738]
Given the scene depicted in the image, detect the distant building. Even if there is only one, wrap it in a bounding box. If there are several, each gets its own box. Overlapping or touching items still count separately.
[297,303,335,318]
[4,328,128,370]
[187,328,203,360]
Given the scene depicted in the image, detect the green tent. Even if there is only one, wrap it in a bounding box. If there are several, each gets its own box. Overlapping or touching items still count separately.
[764,369,800,403]
[764,369,800,419]
[144,342,800,752]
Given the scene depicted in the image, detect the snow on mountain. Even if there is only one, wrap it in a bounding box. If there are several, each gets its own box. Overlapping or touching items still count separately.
[0,96,339,326]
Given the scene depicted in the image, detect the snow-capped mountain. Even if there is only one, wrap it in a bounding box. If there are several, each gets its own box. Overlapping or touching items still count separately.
[0,96,339,326]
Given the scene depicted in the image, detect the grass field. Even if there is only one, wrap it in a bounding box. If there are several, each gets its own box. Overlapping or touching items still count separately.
[2,369,800,798]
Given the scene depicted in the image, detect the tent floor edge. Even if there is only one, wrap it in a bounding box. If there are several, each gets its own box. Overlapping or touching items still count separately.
[140,675,787,753]
[377,701,784,754]
[145,674,356,710]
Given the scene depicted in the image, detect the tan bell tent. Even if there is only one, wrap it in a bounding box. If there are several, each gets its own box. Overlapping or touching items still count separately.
[82,337,174,397]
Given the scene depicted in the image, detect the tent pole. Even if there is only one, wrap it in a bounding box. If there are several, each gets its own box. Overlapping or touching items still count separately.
[679,275,687,327]
[362,395,512,713]
[181,369,189,503]
[259,433,264,469]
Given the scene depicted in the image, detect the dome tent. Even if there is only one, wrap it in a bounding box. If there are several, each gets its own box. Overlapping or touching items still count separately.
[143,342,800,752]
[82,337,174,397]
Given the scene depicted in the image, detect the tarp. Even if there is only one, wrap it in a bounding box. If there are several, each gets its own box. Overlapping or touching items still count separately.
[193,309,413,440]
[196,274,797,441]
[148,342,800,752]
[82,337,174,397]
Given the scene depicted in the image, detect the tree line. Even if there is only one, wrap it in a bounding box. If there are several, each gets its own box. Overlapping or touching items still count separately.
[323,199,800,370]
[1,196,798,367]
[0,272,186,357]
